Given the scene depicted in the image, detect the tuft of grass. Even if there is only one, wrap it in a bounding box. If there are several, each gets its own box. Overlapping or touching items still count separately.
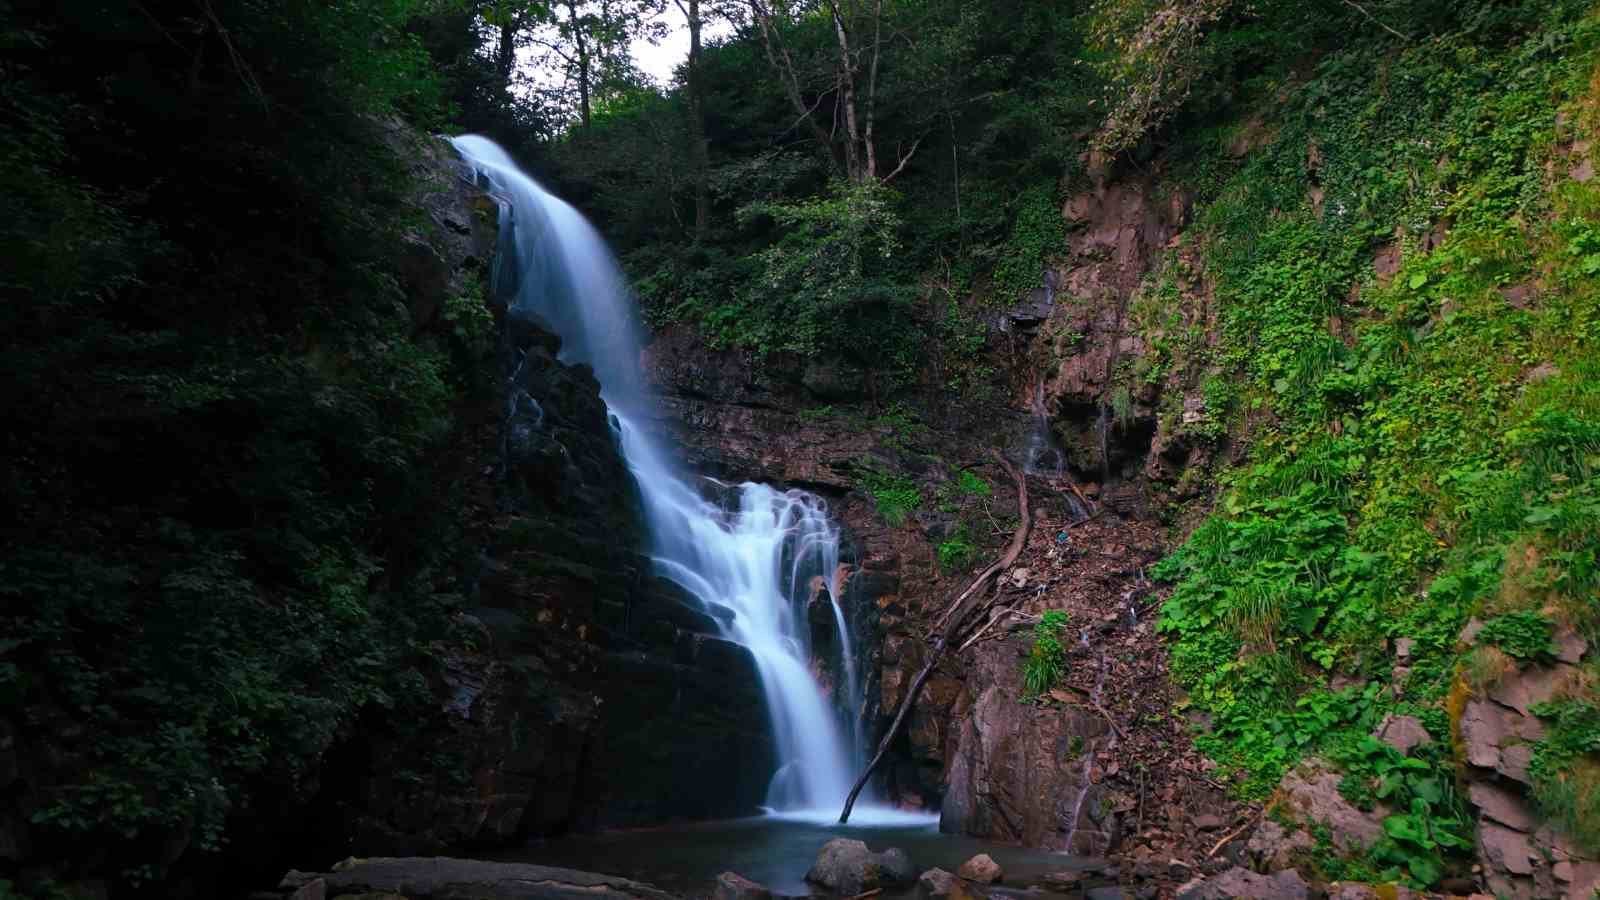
[1462,645,1518,693]
[1530,696,1600,853]
[1022,610,1070,697]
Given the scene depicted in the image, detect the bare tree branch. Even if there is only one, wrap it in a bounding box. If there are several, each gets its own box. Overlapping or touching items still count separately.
[1341,0,1409,41]
[881,135,923,183]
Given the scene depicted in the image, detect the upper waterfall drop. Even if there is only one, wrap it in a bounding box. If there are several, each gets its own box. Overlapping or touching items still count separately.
[451,135,917,823]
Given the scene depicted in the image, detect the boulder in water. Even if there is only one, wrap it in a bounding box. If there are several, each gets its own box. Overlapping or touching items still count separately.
[713,872,772,900]
[956,854,1002,884]
[805,838,917,895]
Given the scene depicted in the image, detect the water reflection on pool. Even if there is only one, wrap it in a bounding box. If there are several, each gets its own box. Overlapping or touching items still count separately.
[493,811,1099,897]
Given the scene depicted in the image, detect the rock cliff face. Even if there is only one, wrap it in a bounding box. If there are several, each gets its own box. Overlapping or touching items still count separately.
[640,264,1232,863]
[1455,623,1598,900]
[299,131,778,861]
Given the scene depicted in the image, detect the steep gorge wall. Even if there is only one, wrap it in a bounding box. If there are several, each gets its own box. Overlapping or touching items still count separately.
[326,133,786,857]
[640,119,1600,896]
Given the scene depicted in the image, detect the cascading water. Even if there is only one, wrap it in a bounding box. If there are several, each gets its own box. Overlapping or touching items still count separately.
[451,135,912,822]
[1023,381,1067,479]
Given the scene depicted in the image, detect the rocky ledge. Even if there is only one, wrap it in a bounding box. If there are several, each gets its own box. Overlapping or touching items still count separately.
[269,857,677,900]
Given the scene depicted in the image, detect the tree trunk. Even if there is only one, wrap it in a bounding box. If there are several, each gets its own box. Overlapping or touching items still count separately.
[828,2,865,183]
[568,0,592,129]
[683,0,710,237]
[748,0,840,172]
[497,14,519,88]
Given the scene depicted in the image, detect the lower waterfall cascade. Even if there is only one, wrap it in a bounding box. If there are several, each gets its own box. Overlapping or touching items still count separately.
[451,134,927,825]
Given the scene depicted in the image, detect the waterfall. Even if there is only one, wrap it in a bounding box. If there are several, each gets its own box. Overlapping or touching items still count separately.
[452,135,900,821]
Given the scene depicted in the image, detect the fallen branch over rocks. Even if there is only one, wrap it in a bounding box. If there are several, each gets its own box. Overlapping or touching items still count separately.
[839,449,1031,823]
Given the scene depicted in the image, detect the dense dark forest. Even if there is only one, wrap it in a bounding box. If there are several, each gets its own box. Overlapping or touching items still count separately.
[4,0,1599,897]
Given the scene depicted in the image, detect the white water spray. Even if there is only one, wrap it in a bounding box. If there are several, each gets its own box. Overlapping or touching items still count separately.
[452,135,910,822]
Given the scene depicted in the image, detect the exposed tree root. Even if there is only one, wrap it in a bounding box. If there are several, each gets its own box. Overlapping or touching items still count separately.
[839,449,1031,823]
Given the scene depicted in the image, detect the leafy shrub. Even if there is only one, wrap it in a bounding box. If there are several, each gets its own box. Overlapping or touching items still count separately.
[730,180,919,370]
[989,181,1067,305]
[860,466,922,526]
[938,525,978,572]
[1476,612,1557,662]
[956,469,992,497]
[1023,611,1070,697]
[1328,737,1474,888]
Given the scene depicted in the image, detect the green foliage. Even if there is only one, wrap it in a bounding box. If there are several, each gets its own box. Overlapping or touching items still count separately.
[1529,697,1600,853]
[543,0,1103,384]
[1145,0,1600,875]
[956,469,992,497]
[1476,612,1557,662]
[1110,384,1136,430]
[860,465,923,527]
[872,402,926,442]
[1023,610,1071,697]
[938,525,978,572]
[658,179,920,373]
[1330,737,1475,887]
[988,181,1068,305]
[0,0,484,888]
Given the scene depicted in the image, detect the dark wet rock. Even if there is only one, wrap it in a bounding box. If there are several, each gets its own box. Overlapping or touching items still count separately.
[806,839,917,895]
[1039,870,1086,890]
[939,667,1110,852]
[1085,887,1131,900]
[956,854,1002,884]
[316,857,675,900]
[1488,665,1564,717]
[378,122,499,334]
[280,871,320,890]
[1175,867,1309,899]
[1554,627,1588,664]
[1460,696,1544,778]
[801,359,868,401]
[286,879,326,900]
[1456,655,1600,899]
[918,868,958,898]
[713,871,772,900]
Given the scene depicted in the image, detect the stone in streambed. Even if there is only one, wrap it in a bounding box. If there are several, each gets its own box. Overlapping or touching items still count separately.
[286,879,326,900]
[318,857,676,900]
[713,872,772,900]
[806,838,917,895]
[1039,870,1085,889]
[956,854,1002,884]
[918,868,958,898]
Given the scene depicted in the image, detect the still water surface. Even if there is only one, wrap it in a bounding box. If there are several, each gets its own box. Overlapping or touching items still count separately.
[497,813,1099,897]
